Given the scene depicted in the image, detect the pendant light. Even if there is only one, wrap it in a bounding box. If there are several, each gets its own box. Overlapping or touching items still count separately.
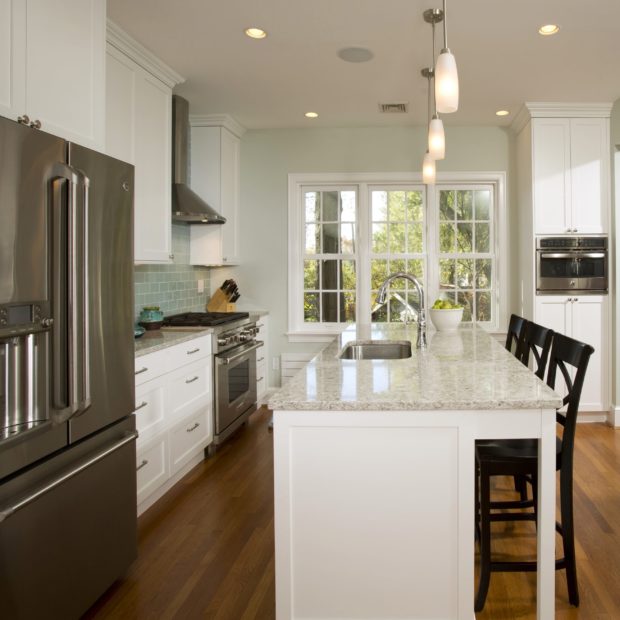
[425,11,445,159]
[434,0,459,113]
[421,68,436,185]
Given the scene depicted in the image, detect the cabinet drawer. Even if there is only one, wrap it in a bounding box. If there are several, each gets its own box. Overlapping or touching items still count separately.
[166,360,211,424]
[134,381,165,441]
[136,436,169,505]
[169,409,210,475]
[165,335,211,370]
[134,348,169,386]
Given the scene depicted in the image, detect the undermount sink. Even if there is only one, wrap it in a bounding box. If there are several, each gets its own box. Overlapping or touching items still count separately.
[339,340,412,360]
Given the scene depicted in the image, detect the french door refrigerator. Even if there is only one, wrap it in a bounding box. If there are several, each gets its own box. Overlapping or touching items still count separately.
[0,116,137,619]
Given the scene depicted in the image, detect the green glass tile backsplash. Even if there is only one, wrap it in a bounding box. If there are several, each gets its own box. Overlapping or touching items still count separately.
[134,223,210,321]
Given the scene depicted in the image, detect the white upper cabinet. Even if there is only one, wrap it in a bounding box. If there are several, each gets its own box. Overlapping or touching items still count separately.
[528,108,610,235]
[0,0,105,149]
[105,22,184,263]
[190,119,244,266]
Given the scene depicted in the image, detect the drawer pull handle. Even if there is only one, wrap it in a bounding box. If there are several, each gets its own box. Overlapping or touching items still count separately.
[186,348,200,355]
[135,367,148,375]
[135,401,148,411]
[257,357,265,362]
[256,323,264,328]
[186,422,200,433]
[136,459,149,472]
[185,376,199,384]
[257,376,264,381]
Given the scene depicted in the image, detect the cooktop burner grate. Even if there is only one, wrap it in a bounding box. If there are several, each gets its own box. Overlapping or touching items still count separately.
[163,311,250,327]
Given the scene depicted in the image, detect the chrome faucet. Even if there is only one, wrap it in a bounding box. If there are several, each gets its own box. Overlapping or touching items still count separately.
[376,272,427,349]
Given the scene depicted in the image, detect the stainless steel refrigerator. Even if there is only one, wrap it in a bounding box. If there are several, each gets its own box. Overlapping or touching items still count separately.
[0,116,137,619]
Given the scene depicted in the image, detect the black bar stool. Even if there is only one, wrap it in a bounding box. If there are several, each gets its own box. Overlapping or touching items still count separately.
[505,313,527,357]
[474,333,594,612]
[517,321,554,380]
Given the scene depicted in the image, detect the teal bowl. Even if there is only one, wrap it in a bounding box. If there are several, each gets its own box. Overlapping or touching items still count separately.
[139,307,164,323]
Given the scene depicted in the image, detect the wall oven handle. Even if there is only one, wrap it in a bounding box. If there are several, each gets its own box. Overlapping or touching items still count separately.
[0,431,138,523]
[539,252,606,259]
[216,341,264,365]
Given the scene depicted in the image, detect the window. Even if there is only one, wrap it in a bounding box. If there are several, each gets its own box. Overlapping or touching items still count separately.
[288,173,506,340]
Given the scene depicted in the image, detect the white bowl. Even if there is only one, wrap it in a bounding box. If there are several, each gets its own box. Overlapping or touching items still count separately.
[429,307,464,332]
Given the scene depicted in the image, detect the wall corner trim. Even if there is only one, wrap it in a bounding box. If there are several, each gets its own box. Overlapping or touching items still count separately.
[189,114,246,138]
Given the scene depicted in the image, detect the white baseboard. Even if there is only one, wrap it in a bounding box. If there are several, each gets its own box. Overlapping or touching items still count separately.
[607,405,620,428]
[577,411,609,424]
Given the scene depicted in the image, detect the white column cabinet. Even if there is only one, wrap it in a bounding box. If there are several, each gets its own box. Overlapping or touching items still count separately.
[105,23,184,263]
[190,118,244,266]
[531,114,609,235]
[535,295,608,412]
[0,0,105,149]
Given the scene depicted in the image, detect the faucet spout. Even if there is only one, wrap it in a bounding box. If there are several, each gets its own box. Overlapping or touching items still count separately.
[376,272,427,349]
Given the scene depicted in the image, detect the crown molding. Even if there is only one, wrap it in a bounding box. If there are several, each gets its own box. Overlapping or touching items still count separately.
[107,20,185,88]
[189,114,246,138]
[510,102,613,134]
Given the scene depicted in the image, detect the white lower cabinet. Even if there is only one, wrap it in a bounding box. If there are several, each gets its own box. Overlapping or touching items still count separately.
[134,335,213,514]
[256,315,269,401]
[535,295,609,412]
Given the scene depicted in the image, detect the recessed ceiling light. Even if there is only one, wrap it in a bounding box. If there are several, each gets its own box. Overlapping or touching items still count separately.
[538,24,560,36]
[337,47,374,63]
[495,110,510,117]
[305,112,318,119]
[245,27,267,39]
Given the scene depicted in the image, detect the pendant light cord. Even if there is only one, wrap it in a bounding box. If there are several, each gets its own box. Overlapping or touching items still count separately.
[442,0,448,50]
[431,21,438,116]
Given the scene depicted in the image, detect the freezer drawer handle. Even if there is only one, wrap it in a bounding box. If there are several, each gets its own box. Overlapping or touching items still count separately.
[0,431,138,523]
[135,367,148,375]
[136,459,149,472]
[186,422,200,433]
[186,348,200,355]
[185,376,199,384]
[135,401,148,411]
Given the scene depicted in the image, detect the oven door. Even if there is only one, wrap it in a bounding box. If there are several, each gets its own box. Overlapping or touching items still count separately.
[214,341,263,436]
[537,251,607,293]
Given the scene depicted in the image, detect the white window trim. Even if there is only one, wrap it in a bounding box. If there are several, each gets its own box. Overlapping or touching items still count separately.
[287,172,507,342]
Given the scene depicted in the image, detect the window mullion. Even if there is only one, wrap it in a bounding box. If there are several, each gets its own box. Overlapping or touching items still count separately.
[357,183,371,323]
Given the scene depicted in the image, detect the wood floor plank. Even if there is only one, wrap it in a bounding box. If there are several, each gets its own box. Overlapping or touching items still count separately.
[84,413,620,619]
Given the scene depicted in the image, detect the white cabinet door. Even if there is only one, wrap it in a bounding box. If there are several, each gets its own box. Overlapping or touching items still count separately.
[570,118,608,234]
[24,0,105,149]
[532,118,571,235]
[190,125,240,265]
[571,296,607,411]
[534,295,571,336]
[0,0,25,120]
[106,45,172,263]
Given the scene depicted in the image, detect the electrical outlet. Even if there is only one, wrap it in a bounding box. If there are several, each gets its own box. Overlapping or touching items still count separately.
[272,356,280,371]
[197,279,204,294]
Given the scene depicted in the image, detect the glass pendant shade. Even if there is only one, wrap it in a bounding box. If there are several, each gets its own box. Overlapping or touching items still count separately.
[422,151,436,184]
[428,117,445,160]
[435,50,459,113]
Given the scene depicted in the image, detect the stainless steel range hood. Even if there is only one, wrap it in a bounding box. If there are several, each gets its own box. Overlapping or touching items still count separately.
[171,95,226,224]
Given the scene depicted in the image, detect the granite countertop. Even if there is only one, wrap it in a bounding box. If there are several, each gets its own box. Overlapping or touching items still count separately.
[268,323,563,411]
[135,327,213,357]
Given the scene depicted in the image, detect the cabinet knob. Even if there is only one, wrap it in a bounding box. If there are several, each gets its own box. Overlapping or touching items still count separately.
[17,114,30,125]
[30,119,41,129]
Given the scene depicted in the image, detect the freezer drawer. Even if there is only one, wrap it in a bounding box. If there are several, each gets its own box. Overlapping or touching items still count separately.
[0,417,137,619]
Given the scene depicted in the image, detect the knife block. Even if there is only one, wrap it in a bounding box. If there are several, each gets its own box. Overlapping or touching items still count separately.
[207,289,236,313]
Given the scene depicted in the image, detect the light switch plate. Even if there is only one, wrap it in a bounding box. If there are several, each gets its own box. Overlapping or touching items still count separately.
[197,279,205,294]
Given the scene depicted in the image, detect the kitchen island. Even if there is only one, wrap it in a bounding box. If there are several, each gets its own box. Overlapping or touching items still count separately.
[269,324,562,620]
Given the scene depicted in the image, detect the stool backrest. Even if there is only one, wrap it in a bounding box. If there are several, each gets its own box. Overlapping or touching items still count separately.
[518,321,554,380]
[505,314,527,356]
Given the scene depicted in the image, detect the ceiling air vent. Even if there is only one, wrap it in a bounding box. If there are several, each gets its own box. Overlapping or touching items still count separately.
[379,102,409,114]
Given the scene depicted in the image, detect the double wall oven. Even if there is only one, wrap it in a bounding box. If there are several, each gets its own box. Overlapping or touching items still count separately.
[536,236,608,294]
[163,313,263,446]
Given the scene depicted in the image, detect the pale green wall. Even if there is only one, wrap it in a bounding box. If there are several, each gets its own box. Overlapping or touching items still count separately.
[611,100,620,409]
[233,125,513,386]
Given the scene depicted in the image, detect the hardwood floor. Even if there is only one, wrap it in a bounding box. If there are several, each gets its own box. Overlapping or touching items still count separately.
[85,410,620,619]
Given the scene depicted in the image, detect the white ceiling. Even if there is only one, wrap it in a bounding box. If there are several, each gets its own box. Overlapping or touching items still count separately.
[108,0,620,130]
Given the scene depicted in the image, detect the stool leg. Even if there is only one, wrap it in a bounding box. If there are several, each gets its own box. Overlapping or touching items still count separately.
[560,468,579,606]
[475,466,492,612]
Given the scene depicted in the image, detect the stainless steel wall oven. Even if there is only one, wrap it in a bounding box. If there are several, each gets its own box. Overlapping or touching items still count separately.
[536,236,608,294]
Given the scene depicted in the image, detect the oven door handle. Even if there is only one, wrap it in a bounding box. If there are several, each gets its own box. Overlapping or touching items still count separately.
[216,341,264,365]
[539,252,606,259]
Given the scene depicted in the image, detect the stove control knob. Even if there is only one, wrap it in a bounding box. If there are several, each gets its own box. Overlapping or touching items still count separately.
[239,333,249,342]
[218,337,228,346]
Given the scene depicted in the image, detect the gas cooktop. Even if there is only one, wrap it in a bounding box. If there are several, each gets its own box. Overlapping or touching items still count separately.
[163,311,250,327]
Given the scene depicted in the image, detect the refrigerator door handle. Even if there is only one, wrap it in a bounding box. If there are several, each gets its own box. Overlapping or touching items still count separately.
[50,163,91,424]
[0,430,138,523]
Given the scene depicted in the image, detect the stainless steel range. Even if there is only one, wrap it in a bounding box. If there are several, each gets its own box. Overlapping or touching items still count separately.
[163,312,263,448]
